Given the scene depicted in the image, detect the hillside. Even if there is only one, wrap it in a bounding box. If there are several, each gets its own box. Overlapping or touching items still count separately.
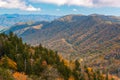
[0,26,8,33]
[5,14,120,78]
[5,21,50,37]
[6,14,120,54]
[0,33,117,80]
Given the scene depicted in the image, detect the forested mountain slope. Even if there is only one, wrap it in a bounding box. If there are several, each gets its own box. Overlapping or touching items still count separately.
[6,14,120,55]
[5,14,120,79]
[0,33,117,80]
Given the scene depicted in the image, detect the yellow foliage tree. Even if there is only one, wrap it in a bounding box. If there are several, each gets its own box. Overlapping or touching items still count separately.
[68,76,75,80]
[13,72,27,80]
[1,56,17,70]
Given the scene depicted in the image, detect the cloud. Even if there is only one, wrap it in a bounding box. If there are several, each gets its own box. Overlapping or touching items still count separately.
[93,0,120,7]
[0,0,41,11]
[30,0,120,7]
[30,0,68,5]
[25,5,41,11]
[73,9,78,12]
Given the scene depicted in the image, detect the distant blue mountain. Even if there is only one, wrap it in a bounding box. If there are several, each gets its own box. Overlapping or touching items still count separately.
[0,14,59,27]
[0,26,9,33]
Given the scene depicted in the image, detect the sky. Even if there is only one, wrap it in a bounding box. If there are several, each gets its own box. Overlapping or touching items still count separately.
[0,0,120,16]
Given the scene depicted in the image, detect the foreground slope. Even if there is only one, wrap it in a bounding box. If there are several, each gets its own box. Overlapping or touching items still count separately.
[0,33,117,80]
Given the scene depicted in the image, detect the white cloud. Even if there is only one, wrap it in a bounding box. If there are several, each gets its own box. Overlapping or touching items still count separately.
[68,0,93,7]
[73,9,78,12]
[92,0,120,7]
[0,0,41,11]
[31,0,68,5]
[30,0,120,7]
[25,5,41,11]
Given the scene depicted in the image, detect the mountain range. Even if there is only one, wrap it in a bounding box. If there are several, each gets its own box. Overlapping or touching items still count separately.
[4,14,120,77]
[5,14,120,53]
[0,14,59,27]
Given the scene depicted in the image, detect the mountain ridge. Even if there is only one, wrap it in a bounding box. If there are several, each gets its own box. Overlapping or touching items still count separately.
[0,14,59,27]
[5,14,120,54]
[4,14,120,77]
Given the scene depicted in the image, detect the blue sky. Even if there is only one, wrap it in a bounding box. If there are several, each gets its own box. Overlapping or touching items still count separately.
[0,0,120,16]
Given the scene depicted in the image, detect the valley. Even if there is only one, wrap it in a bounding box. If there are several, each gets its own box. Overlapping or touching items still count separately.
[0,14,120,80]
